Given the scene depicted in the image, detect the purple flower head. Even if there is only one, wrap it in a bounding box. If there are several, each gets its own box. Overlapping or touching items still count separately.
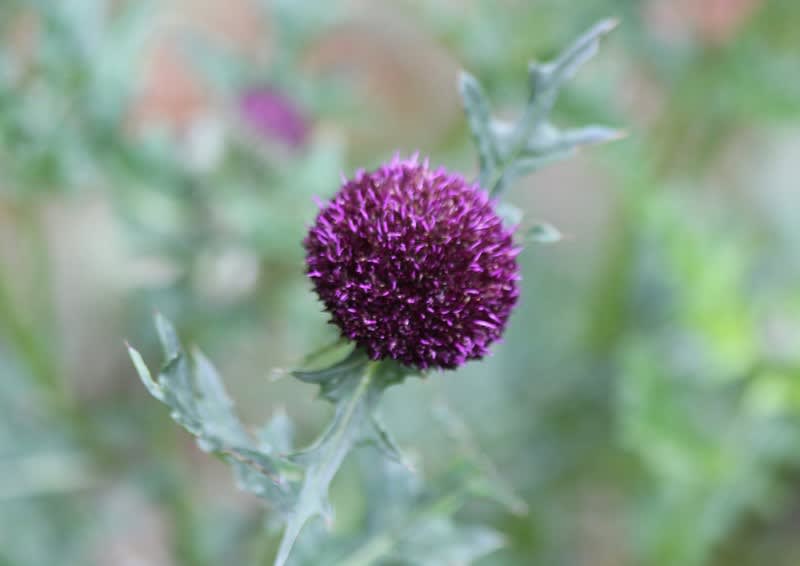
[239,87,310,149]
[304,155,521,370]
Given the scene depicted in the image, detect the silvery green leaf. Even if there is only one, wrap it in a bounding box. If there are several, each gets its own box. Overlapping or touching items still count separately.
[372,358,417,389]
[549,18,618,85]
[329,428,522,566]
[225,447,301,510]
[132,315,415,566]
[492,151,574,197]
[392,520,505,566]
[259,408,295,455]
[364,413,411,469]
[128,315,295,508]
[335,486,501,566]
[525,123,624,155]
[154,312,182,360]
[126,342,162,401]
[158,354,201,436]
[459,72,499,186]
[526,223,563,245]
[519,62,560,139]
[291,346,367,383]
[489,119,517,160]
[190,347,251,451]
[211,434,293,506]
[496,201,524,228]
[551,124,625,148]
[359,456,423,526]
[291,347,370,402]
[458,19,620,199]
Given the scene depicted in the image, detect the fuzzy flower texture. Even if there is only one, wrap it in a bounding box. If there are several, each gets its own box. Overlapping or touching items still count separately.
[304,156,521,370]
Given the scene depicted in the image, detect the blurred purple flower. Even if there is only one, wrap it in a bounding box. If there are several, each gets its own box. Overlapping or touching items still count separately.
[239,87,310,149]
[304,155,521,370]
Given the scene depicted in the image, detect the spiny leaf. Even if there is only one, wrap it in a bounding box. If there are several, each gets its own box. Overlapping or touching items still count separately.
[526,222,563,245]
[292,347,369,401]
[335,456,510,566]
[126,342,162,401]
[365,413,412,470]
[154,311,181,359]
[546,124,626,149]
[259,408,294,454]
[525,123,625,156]
[190,347,251,451]
[496,201,524,228]
[459,71,499,187]
[276,365,380,566]
[458,19,620,199]
[492,151,573,196]
[550,18,618,83]
[132,315,415,566]
[224,445,301,504]
[292,345,367,380]
[127,315,295,509]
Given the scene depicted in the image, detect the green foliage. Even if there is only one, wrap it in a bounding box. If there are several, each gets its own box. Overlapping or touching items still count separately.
[618,193,800,566]
[4,1,800,565]
[286,450,511,566]
[524,223,563,245]
[128,315,300,510]
[459,19,622,197]
[130,314,417,565]
[0,0,150,195]
[129,311,512,565]
[128,19,621,566]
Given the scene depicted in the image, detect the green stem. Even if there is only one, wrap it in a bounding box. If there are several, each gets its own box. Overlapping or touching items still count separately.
[487,117,536,199]
[274,362,379,566]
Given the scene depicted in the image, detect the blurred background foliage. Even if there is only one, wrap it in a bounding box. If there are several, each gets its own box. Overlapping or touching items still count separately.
[1,0,799,564]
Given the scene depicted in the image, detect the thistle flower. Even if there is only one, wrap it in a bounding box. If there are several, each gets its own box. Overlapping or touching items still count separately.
[304,155,521,370]
[239,87,310,149]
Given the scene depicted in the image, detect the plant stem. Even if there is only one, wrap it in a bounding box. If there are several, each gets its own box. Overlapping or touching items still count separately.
[274,362,379,566]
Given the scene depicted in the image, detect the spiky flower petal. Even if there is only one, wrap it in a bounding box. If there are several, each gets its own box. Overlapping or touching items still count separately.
[304,156,520,370]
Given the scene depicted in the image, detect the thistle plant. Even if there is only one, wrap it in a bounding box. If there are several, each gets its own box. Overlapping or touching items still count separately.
[128,19,620,566]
